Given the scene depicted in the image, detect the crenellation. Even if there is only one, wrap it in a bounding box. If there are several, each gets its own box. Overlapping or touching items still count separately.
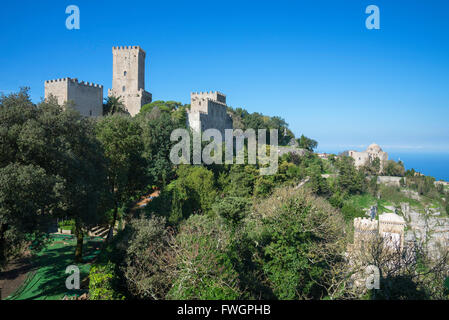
[187,90,233,139]
[108,45,151,116]
[353,212,406,252]
[45,76,103,117]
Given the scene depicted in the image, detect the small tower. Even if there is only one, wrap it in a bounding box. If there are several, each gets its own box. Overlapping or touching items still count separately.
[187,91,233,139]
[108,46,152,116]
[353,217,378,251]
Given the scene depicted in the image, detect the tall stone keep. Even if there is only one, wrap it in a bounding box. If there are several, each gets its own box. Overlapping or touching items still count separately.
[108,46,152,116]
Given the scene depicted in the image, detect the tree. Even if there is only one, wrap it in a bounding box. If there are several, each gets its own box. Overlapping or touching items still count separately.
[335,156,365,195]
[248,187,346,299]
[124,216,174,299]
[103,96,129,116]
[1,90,108,263]
[363,157,381,175]
[346,235,449,299]
[168,215,241,299]
[383,160,405,177]
[0,164,59,268]
[298,134,318,151]
[96,115,147,241]
[212,196,251,227]
[37,98,108,261]
[137,111,178,187]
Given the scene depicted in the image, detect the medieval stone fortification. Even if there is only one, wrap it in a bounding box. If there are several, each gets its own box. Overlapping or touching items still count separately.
[108,46,152,116]
[44,45,233,131]
[348,143,388,171]
[187,91,233,138]
[353,213,406,251]
[45,45,152,117]
[44,78,103,117]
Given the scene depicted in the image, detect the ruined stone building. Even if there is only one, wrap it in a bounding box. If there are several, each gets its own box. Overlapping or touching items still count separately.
[348,143,388,171]
[44,78,103,117]
[108,46,152,116]
[187,91,233,138]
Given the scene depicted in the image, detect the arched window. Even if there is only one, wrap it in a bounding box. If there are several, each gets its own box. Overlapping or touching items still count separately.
[124,71,127,76]
[122,86,126,92]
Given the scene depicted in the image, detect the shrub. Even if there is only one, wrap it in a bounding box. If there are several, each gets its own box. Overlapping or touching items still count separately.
[123,216,174,299]
[212,196,251,226]
[248,187,346,299]
[58,220,76,233]
[341,203,366,222]
[89,262,124,300]
[168,215,241,300]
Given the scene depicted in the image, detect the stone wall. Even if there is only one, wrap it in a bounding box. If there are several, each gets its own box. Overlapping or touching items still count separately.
[379,213,406,250]
[377,176,405,187]
[45,78,103,117]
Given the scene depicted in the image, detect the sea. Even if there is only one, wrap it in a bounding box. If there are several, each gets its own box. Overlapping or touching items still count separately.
[388,152,449,182]
[318,149,449,182]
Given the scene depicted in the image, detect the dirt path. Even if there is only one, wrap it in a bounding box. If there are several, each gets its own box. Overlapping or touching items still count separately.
[0,255,34,300]
[132,190,160,211]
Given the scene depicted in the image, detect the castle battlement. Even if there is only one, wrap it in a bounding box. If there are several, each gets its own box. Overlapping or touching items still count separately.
[191,91,226,97]
[191,91,227,105]
[45,78,103,88]
[112,46,146,55]
[187,90,233,139]
[109,45,151,116]
[354,217,378,232]
[45,77,103,117]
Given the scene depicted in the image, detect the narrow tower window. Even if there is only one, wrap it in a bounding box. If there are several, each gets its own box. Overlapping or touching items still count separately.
[124,71,127,76]
[122,86,126,92]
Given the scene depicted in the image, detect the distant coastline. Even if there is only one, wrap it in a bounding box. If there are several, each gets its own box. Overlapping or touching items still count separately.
[388,152,449,182]
[318,149,449,182]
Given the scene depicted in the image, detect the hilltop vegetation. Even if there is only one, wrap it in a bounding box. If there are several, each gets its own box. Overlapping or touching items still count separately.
[1,89,448,300]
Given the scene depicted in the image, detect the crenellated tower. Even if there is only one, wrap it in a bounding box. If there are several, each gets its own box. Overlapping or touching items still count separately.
[108,46,152,116]
[187,91,233,139]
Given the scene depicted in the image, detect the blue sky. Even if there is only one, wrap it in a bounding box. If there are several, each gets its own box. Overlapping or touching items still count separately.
[1,0,448,154]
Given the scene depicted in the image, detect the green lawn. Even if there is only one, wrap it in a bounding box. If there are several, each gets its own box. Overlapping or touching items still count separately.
[346,193,393,214]
[5,234,103,300]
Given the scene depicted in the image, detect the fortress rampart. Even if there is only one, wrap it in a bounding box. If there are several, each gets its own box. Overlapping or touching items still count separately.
[45,77,103,117]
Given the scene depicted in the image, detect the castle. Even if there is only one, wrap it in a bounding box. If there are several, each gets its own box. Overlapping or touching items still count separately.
[348,143,388,171]
[44,46,233,134]
[187,91,233,137]
[353,213,406,251]
[45,46,152,117]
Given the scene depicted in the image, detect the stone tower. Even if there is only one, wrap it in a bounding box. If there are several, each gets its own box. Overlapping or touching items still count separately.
[187,91,233,139]
[108,46,152,116]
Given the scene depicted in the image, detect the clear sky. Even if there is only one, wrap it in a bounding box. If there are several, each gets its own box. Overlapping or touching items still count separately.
[1,0,448,154]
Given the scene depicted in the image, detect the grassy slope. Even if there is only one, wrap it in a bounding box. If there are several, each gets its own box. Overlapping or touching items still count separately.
[5,235,103,300]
